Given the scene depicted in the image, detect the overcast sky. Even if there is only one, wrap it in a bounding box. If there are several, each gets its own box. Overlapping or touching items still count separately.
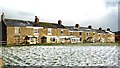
[0,0,119,31]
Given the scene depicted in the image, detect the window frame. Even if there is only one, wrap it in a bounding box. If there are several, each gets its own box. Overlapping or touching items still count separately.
[34,29,38,33]
[61,29,64,34]
[48,28,52,35]
[15,27,20,34]
[79,32,82,35]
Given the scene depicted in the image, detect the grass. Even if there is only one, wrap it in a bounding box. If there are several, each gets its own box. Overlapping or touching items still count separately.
[1,42,119,47]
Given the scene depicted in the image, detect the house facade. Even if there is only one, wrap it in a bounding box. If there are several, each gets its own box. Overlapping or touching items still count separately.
[114,31,120,42]
[1,13,115,45]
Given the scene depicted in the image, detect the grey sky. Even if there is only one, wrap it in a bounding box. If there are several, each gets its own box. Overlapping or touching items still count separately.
[0,0,119,31]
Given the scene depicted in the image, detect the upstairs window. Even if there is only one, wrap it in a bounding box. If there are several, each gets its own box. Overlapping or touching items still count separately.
[86,32,89,36]
[98,34,101,36]
[79,32,82,35]
[48,28,52,35]
[34,29,38,33]
[15,27,20,34]
[70,32,73,35]
[61,29,63,34]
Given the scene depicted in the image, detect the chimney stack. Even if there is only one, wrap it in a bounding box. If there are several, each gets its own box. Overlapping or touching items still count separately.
[58,20,62,25]
[75,24,80,28]
[99,27,102,30]
[107,28,110,31]
[1,13,5,22]
[88,25,92,29]
[34,16,39,25]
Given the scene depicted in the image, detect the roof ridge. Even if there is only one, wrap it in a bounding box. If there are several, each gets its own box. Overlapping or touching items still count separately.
[5,18,33,22]
[39,22,57,24]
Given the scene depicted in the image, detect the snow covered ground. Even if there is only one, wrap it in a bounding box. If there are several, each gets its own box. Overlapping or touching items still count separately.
[2,45,120,67]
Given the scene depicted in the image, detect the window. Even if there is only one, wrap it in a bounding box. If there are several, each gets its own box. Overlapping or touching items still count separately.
[14,36,20,44]
[79,32,82,35]
[76,39,78,42]
[48,28,52,35]
[61,29,63,34]
[50,38,56,42]
[98,34,100,36]
[93,33,95,35]
[15,27,20,34]
[74,39,75,41]
[80,38,82,41]
[70,32,73,35]
[34,29,38,33]
[30,38,37,42]
[86,32,89,36]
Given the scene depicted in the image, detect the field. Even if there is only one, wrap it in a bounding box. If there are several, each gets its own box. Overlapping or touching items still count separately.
[1,44,120,67]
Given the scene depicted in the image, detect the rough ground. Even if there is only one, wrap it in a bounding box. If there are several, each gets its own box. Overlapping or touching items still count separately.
[1,45,120,67]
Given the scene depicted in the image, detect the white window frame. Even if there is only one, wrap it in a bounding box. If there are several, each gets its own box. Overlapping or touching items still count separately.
[34,29,38,33]
[61,29,64,34]
[48,28,52,35]
[15,27,20,34]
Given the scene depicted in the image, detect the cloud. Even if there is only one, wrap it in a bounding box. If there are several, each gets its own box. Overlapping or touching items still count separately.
[105,0,119,6]
[0,7,35,21]
[118,1,120,31]
[80,6,118,31]
[0,0,119,31]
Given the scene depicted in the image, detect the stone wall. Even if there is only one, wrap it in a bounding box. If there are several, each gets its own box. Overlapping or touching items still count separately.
[7,27,15,45]
[6,26,115,45]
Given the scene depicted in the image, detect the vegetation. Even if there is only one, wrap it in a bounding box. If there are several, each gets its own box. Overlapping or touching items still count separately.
[2,42,119,47]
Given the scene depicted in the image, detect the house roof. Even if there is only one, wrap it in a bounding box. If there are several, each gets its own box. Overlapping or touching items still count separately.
[4,19,66,28]
[66,26,107,33]
[114,31,120,35]
[4,19,33,27]
[92,29,107,33]
[66,26,90,31]
[37,22,66,28]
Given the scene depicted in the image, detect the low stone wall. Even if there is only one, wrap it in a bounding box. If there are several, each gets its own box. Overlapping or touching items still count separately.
[0,58,3,68]
[0,46,3,68]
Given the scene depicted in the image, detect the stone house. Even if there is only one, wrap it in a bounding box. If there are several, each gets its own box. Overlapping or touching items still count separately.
[66,25,115,43]
[114,31,120,42]
[1,13,70,45]
[1,13,115,45]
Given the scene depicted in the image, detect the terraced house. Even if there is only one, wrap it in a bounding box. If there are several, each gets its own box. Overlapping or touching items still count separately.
[1,13,115,45]
[66,25,115,43]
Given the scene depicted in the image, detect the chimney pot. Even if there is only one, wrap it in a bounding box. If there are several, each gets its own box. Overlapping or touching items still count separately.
[107,28,110,31]
[34,16,39,25]
[99,27,102,30]
[1,13,5,22]
[88,25,92,29]
[58,20,62,25]
[75,24,79,28]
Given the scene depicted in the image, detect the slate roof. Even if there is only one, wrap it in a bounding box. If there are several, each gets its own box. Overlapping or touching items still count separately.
[5,19,33,27]
[92,29,107,33]
[66,26,107,33]
[4,19,66,28]
[37,22,66,28]
[114,31,120,35]
[66,26,90,31]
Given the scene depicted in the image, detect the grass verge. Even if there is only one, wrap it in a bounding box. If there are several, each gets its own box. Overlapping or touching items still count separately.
[1,42,119,47]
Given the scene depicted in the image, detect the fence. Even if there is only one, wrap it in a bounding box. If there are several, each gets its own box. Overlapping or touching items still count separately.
[0,41,7,45]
